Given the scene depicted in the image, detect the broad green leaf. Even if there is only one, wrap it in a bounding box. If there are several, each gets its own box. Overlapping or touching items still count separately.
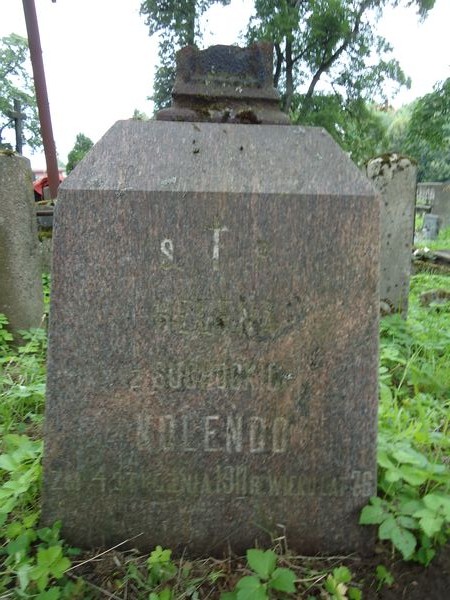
[247,549,277,580]
[396,516,417,530]
[236,575,267,600]
[391,446,428,468]
[415,546,436,566]
[159,588,172,600]
[29,564,49,592]
[377,450,395,470]
[398,465,428,486]
[384,468,402,483]
[399,498,423,516]
[348,588,362,600]
[324,576,347,600]
[417,515,444,538]
[0,454,19,471]
[220,593,237,600]
[37,545,63,568]
[332,566,352,584]
[16,563,32,591]
[390,524,417,559]
[378,516,397,540]
[36,588,61,600]
[423,493,450,518]
[359,504,387,525]
[269,568,296,593]
[375,564,394,586]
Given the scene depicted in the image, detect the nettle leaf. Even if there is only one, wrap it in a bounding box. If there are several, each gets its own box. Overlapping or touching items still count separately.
[399,498,423,516]
[324,576,348,600]
[16,563,32,591]
[29,564,50,592]
[378,515,396,540]
[415,546,436,567]
[269,567,296,593]
[359,503,387,525]
[0,453,19,472]
[377,450,395,470]
[389,523,417,560]
[415,513,444,538]
[36,588,61,600]
[397,465,428,486]
[396,516,418,530]
[36,545,70,579]
[332,566,352,584]
[348,588,363,600]
[423,493,450,519]
[391,446,428,468]
[236,575,267,600]
[246,549,277,580]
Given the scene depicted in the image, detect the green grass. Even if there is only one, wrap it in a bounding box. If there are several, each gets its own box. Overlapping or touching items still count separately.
[415,225,450,250]
[0,273,449,598]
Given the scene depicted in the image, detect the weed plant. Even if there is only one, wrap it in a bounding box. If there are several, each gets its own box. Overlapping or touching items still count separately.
[415,225,450,250]
[0,272,449,598]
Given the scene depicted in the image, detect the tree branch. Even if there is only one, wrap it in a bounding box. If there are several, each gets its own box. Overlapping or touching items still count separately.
[273,42,283,88]
[302,1,370,108]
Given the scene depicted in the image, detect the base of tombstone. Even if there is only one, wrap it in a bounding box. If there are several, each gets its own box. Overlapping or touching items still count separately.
[42,119,379,557]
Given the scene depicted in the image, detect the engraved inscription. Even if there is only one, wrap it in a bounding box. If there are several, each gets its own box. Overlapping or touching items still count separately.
[151,296,304,339]
[152,360,294,392]
[48,467,375,498]
[136,414,292,454]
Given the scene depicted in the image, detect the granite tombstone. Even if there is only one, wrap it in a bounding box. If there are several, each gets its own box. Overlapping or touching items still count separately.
[43,43,380,556]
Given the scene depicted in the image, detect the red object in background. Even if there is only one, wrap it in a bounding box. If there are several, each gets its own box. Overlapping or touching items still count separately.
[33,173,64,200]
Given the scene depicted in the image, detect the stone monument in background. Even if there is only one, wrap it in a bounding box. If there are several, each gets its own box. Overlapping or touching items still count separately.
[43,43,380,555]
[417,182,450,230]
[0,153,43,333]
[366,153,417,316]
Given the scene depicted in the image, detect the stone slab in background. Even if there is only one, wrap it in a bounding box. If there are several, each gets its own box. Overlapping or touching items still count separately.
[366,154,417,316]
[417,182,450,229]
[43,120,379,556]
[0,154,43,332]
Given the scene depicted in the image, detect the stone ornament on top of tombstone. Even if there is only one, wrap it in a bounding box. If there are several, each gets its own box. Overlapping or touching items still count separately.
[156,43,290,125]
[43,43,380,556]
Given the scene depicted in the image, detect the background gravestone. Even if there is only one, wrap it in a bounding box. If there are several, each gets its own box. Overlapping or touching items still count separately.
[0,154,43,332]
[417,182,450,230]
[366,154,417,316]
[422,213,440,240]
[43,44,379,556]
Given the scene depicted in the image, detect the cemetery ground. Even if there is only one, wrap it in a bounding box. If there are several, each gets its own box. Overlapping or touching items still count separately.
[0,263,449,599]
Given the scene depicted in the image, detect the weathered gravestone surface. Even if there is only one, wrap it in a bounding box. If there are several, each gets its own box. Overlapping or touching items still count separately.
[417,182,450,229]
[422,213,440,240]
[43,43,380,556]
[0,154,43,333]
[366,154,417,316]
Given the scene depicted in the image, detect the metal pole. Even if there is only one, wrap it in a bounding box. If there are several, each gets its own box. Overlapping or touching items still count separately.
[22,0,60,198]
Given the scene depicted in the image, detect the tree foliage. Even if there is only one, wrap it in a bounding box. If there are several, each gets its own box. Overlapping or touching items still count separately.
[0,33,41,151]
[66,133,94,174]
[140,0,231,109]
[382,79,450,182]
[246,0,435,115]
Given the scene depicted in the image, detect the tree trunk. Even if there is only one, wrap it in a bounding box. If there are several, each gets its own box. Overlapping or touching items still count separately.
[284,38,294,113]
